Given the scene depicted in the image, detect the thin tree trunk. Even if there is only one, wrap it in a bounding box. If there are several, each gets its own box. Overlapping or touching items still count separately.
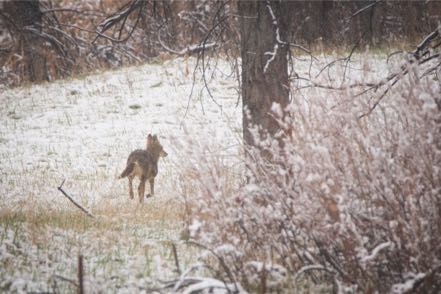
[3,0,47,82]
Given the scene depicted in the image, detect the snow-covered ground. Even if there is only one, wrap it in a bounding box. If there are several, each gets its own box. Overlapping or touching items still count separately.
[0,57,241,292]
[0,53,400,292]
[0,58,241,210]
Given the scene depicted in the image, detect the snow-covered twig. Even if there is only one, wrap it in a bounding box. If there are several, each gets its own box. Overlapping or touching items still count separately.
[293,264,336,282]
[293,264,336,285]
[181,277,245,294]
[173,264,206,292]
[93,0,144,44]
[412,25,440,60]
[178,11,209,33]
[158,29,217,56]
[158,262,245,293]
[361,241,392,263]
[391,273,426,294]
[164,276,246,294]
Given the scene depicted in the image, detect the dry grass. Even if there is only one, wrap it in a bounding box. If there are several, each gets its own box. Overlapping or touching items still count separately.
[0,198,184,233]
[0,196,191,292]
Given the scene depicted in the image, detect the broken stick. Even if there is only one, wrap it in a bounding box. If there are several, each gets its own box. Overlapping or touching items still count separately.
[57,179,95,219]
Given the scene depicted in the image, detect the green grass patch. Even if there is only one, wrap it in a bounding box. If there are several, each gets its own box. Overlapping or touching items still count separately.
[129,104,142,110]
[150,81,163,88]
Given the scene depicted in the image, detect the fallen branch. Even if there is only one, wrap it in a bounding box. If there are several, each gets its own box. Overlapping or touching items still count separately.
[57,179,95,218]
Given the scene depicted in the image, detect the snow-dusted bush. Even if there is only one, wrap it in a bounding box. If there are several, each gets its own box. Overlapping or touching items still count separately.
[176,61,441,293]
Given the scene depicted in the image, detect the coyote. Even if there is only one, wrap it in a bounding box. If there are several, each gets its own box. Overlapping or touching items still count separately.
[119,134,168,202]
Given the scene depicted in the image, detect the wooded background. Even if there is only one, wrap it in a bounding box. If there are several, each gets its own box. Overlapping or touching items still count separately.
[1,0,440,87]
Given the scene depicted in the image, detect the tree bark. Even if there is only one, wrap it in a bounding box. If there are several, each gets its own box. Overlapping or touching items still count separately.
[238,0,292,147]
[3,0,47,82]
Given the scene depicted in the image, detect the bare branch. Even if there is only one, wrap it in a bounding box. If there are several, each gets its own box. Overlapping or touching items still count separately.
[41,8,105,17]
[289,43,312,55]
[412,25,440,60]
[57,179,95,218]
[349,0,383,20]
[357,27,441,118]
[158,29,217,56]
[93,0,144,44]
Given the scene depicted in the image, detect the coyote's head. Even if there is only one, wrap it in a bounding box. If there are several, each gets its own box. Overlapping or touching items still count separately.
[146,134,168,158]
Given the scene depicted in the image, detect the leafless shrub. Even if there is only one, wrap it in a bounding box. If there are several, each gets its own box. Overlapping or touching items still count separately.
[176,60,441,292]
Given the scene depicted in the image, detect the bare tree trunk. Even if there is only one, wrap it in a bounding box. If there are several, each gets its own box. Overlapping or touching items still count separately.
[319,1,334,45]
[238,0,292,147]
[3,0,47,82]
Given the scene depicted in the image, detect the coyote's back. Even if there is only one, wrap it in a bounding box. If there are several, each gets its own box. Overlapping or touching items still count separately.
[119,134,167,202]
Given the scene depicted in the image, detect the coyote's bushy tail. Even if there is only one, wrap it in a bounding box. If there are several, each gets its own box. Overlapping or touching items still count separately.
[118,162,134,179]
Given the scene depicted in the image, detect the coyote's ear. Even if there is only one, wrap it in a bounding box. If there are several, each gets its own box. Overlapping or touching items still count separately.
[147,134,153,143]
[153,134,158,140]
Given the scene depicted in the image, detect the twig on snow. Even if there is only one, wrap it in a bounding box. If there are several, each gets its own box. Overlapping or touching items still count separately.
[57,179,95,218]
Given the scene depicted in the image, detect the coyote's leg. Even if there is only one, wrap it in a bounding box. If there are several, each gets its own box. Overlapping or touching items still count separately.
[138,176,146,203]
[128,175,134,199]
[149,178,155,197]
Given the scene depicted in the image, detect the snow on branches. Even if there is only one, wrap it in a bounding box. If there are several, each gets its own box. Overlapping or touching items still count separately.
[263,0,284,74]
[175,51,441,292]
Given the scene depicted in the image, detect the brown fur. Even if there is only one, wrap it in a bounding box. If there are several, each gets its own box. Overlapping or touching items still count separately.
[119,134,167,202]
